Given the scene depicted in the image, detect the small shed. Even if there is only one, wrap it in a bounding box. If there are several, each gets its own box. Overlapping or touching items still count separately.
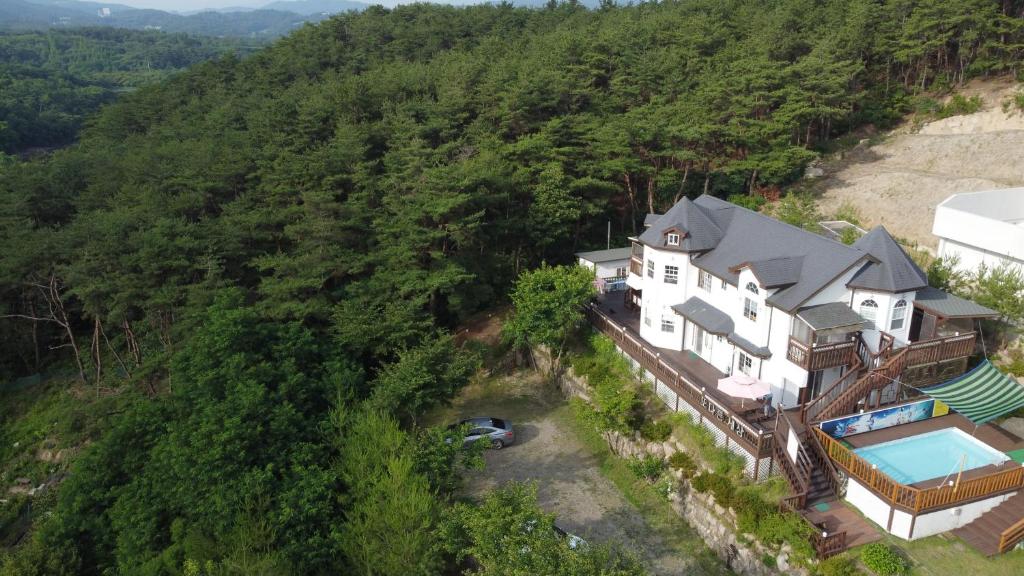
[576,247,631,293]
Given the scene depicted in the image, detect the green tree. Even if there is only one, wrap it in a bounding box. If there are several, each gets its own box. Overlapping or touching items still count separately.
[504,264,596,375]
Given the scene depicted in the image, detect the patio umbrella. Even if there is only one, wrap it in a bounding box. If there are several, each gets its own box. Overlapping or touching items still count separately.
[717,373,772,408]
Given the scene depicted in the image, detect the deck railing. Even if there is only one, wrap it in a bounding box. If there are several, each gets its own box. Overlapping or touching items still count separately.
[999,517,1024,554]
[813,427,1024,513]
[585,304,773,460]
[815,348,908,423]
[904,332,975,367]
[779,494,848,558]
[773,412,812,507]
[786,337,858,371]
[799,360,863,424]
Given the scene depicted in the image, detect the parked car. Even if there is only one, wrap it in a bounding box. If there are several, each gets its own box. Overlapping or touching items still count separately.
[553,524,588,550]
[448,417,514,449]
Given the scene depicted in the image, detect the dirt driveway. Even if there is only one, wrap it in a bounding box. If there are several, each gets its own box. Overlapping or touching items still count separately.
[428,371,726,576]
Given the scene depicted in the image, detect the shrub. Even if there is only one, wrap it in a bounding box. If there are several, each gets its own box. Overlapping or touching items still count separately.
[732,489,775,535]
[860,543,908,576]
[690,472,735,507]
[627,455,666,482]
[839,226,861,245]
[727,194,767,211]
[1001,348,1024,378]
[639,419,672,442]
[937,94,982,119]
[667,451,698,478]
[816,555,861,576]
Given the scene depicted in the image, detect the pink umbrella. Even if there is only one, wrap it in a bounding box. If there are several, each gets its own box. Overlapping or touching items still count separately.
[717,373,772,408]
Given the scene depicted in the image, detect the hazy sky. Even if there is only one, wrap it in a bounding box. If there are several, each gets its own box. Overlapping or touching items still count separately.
[110,0,410,12]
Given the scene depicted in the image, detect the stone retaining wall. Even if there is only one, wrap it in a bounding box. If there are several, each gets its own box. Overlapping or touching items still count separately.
[535,347,808,576]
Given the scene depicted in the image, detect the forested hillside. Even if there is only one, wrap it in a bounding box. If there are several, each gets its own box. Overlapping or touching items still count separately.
[0,28,257,154]
[1,1,1023,574]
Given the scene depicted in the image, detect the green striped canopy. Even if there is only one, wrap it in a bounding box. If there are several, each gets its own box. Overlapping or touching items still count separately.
[917,360,1024,424]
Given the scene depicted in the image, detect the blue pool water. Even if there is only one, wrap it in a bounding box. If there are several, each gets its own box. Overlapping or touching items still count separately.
[853,428,1008,484]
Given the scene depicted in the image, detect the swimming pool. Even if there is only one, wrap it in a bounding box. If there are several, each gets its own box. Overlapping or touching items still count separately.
[853,428,1009,484]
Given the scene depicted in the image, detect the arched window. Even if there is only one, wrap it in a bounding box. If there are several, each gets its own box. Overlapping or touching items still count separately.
[746,282,759,295]
[890,299,908,331]
[859,299,878,331]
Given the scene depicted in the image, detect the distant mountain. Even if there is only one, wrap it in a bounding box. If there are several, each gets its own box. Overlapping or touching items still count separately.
[261,0,369,16]
[0,0,328,37]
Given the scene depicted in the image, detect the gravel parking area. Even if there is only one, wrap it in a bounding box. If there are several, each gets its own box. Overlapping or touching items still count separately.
[430,371,723,576]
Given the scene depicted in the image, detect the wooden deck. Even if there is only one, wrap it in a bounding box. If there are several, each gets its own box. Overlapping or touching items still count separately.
[802,499,883,550]
[593,294,772,423]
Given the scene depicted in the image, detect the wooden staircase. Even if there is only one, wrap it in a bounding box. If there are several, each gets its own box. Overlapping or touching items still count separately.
[953,492,1024,556]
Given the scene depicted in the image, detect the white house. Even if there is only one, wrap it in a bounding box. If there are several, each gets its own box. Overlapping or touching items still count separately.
[587,194,1013,555]
[933,188,1024,273]
[576,247,631,293]
[626,195,931,410]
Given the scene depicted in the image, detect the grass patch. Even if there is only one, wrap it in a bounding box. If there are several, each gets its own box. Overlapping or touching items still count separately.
[558,402,729,576]
[854,533,1024,576]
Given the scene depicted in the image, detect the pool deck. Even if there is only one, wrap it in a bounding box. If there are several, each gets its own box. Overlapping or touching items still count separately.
[841,414,1024,489]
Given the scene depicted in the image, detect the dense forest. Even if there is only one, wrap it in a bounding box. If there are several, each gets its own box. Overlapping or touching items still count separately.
[2,1,1024,574]
[0,28,258,154]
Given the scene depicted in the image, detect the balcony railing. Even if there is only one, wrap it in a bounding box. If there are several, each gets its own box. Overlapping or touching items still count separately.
[786,337,857,371]
[585,304,773,461]
[814,427,1024,514]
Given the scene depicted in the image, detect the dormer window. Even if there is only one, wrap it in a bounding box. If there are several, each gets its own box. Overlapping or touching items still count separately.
[666,233,680,246]
[746,282,759,295]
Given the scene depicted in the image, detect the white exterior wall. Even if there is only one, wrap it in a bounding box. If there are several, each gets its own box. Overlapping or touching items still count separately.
[933,188,1024,275]
[633,244,890,408]
[847,478,1015,540]
[638,247,688,350]
[577,257,630,280]
[849,288,917,349]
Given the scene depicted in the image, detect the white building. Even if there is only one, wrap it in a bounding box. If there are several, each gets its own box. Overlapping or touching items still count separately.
[933,188,1024,273]
[625,195,932,410]
[576,247,630,294]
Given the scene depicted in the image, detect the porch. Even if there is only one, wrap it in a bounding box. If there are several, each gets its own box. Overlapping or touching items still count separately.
[588,294,775,461]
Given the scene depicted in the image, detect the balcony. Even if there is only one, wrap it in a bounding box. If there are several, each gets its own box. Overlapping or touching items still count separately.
[786,337,857,371]
[629,256,643,276]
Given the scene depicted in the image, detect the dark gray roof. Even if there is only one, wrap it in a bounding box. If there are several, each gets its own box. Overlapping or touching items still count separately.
[575,247,632,264]
[639,198,724,252]
[672,296,734,335]
[796,302,865,331]
[743,256,804,288]
[847,226,928,293]
[687,195,868,312]
[644,213,662,227]
[728,333,772,359]
[914,286,999,319]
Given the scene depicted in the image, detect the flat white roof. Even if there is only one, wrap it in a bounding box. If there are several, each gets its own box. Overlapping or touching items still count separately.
[933,188,1024,262]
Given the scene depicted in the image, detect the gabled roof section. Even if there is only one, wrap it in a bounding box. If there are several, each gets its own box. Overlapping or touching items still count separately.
[688,195,867,312]
[643,213,662,228]
[671,296,733,335]
[796,302,865,332]
[847,226,928,293]
[639,197,723,252]
[575,247,632,264]
[735,256,805,289]
[913,286,999,319]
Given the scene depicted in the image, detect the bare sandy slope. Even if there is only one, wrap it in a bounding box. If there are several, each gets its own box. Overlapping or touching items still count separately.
[814,79,1024,251]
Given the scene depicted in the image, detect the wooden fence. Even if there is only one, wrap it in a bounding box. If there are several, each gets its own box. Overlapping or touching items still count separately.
[814,427,1024,514]
[1000,517,1024,554]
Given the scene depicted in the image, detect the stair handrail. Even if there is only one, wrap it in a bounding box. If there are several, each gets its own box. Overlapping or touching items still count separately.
[815,348,908,423]
[999,515,1024,554]
[804,421,846,499]
[799,358,863,423]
